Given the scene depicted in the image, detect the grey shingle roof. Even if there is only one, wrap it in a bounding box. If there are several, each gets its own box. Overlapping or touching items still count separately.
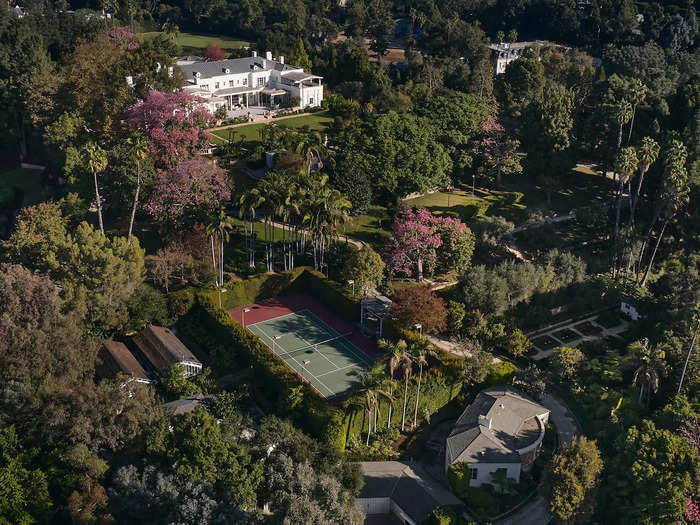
[358,462,463,523]
[447,386,549,465]
[177,57,298,80]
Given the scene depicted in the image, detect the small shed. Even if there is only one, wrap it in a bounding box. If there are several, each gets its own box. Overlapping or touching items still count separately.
[620,295,642,321]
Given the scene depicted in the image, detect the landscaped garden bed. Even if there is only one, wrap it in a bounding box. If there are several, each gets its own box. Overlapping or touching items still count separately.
[574,320,603,336]
[553,328,581,343]
[532,335,560,350]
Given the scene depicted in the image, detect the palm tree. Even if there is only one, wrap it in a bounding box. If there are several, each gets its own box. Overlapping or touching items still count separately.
[640,140,689,287]
[612,147,638,277]
[399,350,413,432]
[614,100,633,155]
[379,339,407,428]
[410,339,436,429]
[161,19,179,40]
[84,142,107,234]
[629,137,660,229]
[239,188,264,268]
[293,130,331,175]
[630,339,665,405]
[303,175,351,271]
[206,210,235,287]
[126,131,148,243]
[355,368,393,445]
[626,80,647,145]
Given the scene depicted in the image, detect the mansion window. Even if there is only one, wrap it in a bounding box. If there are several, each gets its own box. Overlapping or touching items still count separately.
[215,82,220,89]
[242,78,247,86]
[257,77,265,87]
[229,80,234,87]
[470,468,478,480]
[201,84,209,91]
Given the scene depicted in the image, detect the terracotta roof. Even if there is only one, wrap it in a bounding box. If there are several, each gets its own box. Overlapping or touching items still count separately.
[132,326,201,374]
[97,340,150,383]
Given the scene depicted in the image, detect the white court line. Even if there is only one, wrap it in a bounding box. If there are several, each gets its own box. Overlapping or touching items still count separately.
[245,310,302,328]
[255,322,336,397]
[316,362,364,378]
[302,310,373,367]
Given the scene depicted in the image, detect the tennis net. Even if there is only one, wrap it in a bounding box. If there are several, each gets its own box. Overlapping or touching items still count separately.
[271,332,354,359]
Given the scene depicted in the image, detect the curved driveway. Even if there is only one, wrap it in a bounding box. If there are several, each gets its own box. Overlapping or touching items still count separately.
[496,392,580,525]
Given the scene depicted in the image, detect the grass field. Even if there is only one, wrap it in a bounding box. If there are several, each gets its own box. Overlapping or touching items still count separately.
[138,32,250,51]
[0,168,50,207]
[212,114,334,144]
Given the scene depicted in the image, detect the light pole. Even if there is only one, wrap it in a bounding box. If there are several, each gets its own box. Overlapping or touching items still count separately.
[348,279,355,298]
[242,307,251,328]
[472,174,475,196]
[414,323,422,336]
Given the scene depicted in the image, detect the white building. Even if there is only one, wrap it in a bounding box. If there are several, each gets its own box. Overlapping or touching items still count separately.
[488,41,570,75]
[445,386,549,487]
[177,51,324,112]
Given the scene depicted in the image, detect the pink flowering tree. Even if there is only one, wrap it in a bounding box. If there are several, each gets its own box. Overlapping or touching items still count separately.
[386,208,442,281]
[386,208,474,280]
[688,495,700,524]
[125,91,214,169]
[144,158,232,232]
[107,26,139,50]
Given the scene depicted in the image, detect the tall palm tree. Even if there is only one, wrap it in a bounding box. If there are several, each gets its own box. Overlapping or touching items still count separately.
[410,339,436,429]
[630,339,665,405]
[379,339,407,428]
[640,140,689,287]
[126,131,148,243]
[400,350,413,432]
[614,100,633,155]
[629,137,660,229]
[626,80,647,145]
[84,142,107,234]
[355,368,393,446]
[612,147,638,277]
[238,188,264,268]
[206,210,235,287]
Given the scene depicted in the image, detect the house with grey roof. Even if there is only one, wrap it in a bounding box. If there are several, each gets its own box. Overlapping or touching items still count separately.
[445,386,549,487]
[177,51,323,112]
[356,461,465,525]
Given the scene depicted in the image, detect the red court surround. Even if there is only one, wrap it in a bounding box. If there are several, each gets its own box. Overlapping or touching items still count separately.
[229,292,382,360]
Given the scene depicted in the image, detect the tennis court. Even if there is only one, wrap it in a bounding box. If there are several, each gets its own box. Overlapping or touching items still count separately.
[246,309,373,398]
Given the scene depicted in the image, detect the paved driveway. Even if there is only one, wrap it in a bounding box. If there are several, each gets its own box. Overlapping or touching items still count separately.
[495,392,580,525]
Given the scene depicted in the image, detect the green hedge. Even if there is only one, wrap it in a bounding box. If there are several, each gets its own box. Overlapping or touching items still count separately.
[194,292,347,449]
[198,267,361,320]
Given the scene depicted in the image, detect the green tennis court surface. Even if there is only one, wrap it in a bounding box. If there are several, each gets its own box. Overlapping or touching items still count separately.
[247,309,373,398]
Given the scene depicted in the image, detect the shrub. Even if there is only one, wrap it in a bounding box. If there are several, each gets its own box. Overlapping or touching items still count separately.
[392,286,448,334]
[447,301,467,335]
[487,362,517,385]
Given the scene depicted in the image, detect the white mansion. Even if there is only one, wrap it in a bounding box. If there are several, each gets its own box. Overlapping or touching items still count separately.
[177,51,324,113]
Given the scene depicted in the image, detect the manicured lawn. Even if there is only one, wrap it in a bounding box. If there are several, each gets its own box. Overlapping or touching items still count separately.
[211,114,334,145]
[342,206,392,251]
[0,168,50,207]
[138,32,250,51]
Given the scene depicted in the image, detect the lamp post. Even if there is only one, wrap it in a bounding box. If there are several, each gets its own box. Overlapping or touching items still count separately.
[472,174,475,196]
[348,279,355,298]
[414,323,422,336]
[242,307,251,328]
